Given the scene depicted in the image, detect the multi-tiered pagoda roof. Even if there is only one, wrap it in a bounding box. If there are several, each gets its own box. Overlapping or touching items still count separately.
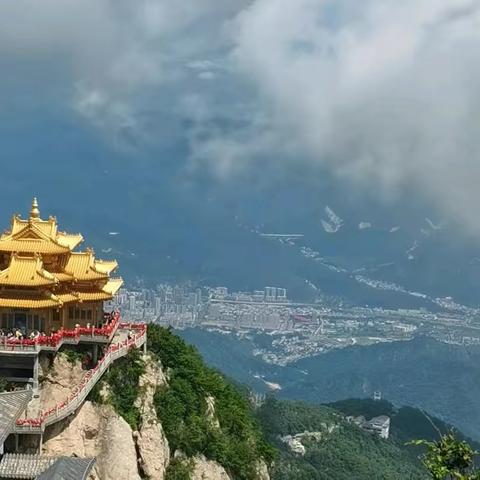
[0,198,122,309]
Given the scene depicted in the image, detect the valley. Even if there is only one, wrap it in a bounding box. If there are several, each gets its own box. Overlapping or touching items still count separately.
[178,328,480,442]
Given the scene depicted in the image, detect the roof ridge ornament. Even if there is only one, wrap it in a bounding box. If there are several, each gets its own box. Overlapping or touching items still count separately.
[30,197,40,220]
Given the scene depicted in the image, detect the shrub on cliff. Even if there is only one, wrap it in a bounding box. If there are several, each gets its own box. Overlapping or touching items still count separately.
[148,324,274,480]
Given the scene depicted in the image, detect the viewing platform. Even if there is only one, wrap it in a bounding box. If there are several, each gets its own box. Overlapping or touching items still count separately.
[0,313,120,356]
[13,322,146,434]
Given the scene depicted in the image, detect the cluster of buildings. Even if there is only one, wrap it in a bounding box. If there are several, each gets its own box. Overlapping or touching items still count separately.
[212,286,288,303]
[112,284,203,326]
[347,415,391,439]
[111,285,290,329]
[111,280,480,366]
[280,431,327,456]
[280,414,390,457]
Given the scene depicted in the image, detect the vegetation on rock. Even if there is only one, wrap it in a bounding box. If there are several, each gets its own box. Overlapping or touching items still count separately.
[412,433,480,480]
[88,348,145,429]
[59,347,85,365]
[165,458,193,480]
[147,325,275,480]
[257,397,427,480]
[330,398,480,459]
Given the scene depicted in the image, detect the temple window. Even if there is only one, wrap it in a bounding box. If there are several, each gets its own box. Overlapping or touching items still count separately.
[1,313,13,329]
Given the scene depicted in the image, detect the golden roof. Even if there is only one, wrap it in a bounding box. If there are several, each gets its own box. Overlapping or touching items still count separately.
[52,272,75,282]
[56,232,84,250]
[62,250,109,281]
[74,278,123,302]
[101,277,123,296]
[0,199,83,254]
[0,291,77,309]
[0,199,122,306]
[93,259,118,275]
[0,255,57,287]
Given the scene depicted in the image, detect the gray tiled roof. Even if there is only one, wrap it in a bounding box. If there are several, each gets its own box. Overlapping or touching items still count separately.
[0,390,32,445]
[0,454,55,479]
[36,457,96,480]
[0,455,95,480]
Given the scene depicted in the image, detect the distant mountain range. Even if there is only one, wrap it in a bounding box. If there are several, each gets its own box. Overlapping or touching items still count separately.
[179,329,480,441]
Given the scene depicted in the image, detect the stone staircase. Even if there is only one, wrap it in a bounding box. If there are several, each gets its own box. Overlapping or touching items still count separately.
[13,324,146,434]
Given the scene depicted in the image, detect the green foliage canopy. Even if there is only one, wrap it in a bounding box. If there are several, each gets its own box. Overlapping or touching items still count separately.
[148,325,274,480]
[412,433,480,480]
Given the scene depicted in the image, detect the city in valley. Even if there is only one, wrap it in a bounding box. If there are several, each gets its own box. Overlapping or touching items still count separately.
[109,284,480,366]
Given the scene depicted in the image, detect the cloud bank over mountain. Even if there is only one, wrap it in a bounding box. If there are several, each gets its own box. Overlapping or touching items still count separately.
[1,0,480,233]
[228,0,480,233]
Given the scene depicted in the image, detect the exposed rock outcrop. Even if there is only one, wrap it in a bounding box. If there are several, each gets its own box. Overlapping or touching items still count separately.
[135,355,170,480]
[36,352,270,480]
[41,355,171,480]
[191,455,231,480]
[39,353,85,411]
[205,395,220,429]
[43,401,140,480]
[24,352,85,419]
[256,460,271,480]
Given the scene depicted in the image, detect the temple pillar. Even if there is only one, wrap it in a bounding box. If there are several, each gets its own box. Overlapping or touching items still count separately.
[32,355,39,396]
[92,344,98,364]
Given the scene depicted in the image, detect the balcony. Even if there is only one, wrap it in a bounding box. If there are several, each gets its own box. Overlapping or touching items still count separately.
[14,323,146,433]
[0,312,120,355]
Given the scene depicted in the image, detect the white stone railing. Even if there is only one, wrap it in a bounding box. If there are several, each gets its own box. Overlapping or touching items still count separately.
[14,323,146,433]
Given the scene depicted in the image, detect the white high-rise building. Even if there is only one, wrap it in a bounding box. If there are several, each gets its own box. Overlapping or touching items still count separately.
[276,288,287,300]
[128,295,136,311]
[215,287,228,298]
[265,287,276,302]
[154,296,162,315]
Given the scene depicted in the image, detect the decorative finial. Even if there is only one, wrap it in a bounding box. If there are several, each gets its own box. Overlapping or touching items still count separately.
[30,197,40,219]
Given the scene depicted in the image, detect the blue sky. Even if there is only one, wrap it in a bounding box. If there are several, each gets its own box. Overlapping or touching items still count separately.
[1,0,480,237]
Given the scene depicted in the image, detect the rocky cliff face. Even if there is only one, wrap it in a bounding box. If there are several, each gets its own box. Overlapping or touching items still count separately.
[134,354,170,480]
[44,401,140,480]
[191,455,231,480]
[189,457,269,480]
[40,353,269,480]
[42,354,169,480]
[25,353,85,418]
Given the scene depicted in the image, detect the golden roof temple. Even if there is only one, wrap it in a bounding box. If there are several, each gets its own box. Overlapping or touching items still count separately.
[0,198,123,334]
[0,200,146,463]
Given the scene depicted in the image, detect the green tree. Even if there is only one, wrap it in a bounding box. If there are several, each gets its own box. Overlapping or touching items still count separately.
[88,348,145,429]
[412,433,480,479]
[148,325,275,480]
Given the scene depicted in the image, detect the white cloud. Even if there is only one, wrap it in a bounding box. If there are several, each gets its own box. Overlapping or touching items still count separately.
[0,0,248,139]
[221,0,480,233]
[1,0,480,235]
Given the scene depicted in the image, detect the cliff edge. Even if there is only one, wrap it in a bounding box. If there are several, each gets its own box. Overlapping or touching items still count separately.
[39,327,272,480]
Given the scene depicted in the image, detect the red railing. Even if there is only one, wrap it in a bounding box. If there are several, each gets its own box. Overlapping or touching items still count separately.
[0,312,120,351]
[15,322,146,431]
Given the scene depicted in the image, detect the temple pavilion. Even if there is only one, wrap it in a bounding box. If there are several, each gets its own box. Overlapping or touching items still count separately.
[0,198,122,335]
[0,200,146,473]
